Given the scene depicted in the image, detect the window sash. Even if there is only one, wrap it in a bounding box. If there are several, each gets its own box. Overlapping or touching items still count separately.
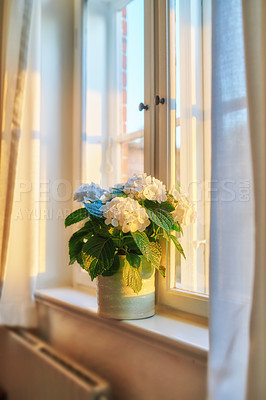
[72,0,154,288]
[73,0,211,318]
[156,0,211,318]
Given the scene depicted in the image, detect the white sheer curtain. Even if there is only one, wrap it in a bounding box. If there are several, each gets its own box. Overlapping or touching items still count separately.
[0,0,41,327]
[0,0,33,287]
[209,0,265,399]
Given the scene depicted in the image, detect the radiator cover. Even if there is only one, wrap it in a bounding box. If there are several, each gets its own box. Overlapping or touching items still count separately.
[0,329,111,400]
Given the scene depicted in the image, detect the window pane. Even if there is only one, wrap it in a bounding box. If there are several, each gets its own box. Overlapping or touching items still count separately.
[119,0,145,182]
[170,0,209,295]
[170,1,181,185]
[121,137,144,182]
[83,0,144,188]
[126,1,144,135]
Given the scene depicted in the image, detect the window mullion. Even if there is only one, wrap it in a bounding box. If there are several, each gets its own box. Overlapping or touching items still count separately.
[144,0,155,176]
[154,0,168,186]
[202,0,212,294]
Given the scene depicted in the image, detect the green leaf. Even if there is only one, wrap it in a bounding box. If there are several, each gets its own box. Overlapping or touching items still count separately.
[83,217,113,239]
[82,235,115,279]
[84,201,103,218]
[92,224,112,238]
[110,188,126,197]
[82,254,105,280]
[123,236,141,254]
[131,231,151,260]
[162,229,170,241]
[144,222,154,238]
[65,208,89,227]
[108,226,120,236]
[160,201,175,212]
[170,234,186,259]
[141,257,153,278]
[144,200,174,234]
[126,252,141,269]
[158,265,166,278]
[68,227,91,265]
[76,251,85,269]
[171,221,183,234]
[123,258,142,293]
[102,254,121,276]
[149,242,162,269]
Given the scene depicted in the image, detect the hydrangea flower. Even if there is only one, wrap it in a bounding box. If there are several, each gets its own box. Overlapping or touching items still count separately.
[99,196,150,233]
[74,183,105,203]
[100,184,124,203]
[171,189,196,227]
[124,173,167,203]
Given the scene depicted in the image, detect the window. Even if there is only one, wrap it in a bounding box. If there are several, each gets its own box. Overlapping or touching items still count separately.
[157,0,211,317]
[73,0,211,317]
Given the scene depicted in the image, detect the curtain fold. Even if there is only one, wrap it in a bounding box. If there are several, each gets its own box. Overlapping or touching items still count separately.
[0,1,7,153]
[242,1,266,398]
[209,0,266,399]
[0,0,33,288]
[208,0,255,399]
[0,0,40,327]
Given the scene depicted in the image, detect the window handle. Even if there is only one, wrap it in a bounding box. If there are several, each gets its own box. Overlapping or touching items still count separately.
[155,95,165,106]
[138,102,149,111]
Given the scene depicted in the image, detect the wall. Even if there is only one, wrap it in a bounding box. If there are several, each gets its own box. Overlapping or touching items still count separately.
[33,299,207,400]
[0,305,207,400]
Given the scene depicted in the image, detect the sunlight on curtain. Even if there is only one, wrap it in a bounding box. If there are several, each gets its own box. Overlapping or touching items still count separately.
[0,0,27,286]
[208,0,255,399]
[0,0,40,327]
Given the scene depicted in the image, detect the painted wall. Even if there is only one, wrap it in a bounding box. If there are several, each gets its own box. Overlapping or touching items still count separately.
[34,300,207,400]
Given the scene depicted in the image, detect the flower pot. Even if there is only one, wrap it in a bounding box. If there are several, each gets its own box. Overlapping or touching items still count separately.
[97,255,155,320]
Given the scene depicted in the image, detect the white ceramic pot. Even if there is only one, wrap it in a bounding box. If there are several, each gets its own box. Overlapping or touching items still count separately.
[97,255,155,320]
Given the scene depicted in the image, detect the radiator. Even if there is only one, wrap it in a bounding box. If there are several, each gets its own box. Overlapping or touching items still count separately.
[2,329,111,400]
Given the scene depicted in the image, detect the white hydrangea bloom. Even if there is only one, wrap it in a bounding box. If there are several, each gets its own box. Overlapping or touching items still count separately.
[170,189,196,227]
[100,191,114,203]
[100,184,124,203]
[124,173,167,203]
[73,183,105,203]
[99,196,150,233]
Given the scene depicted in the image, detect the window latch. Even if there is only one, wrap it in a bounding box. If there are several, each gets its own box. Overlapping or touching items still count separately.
[154,95,165,105]
[138,102,149,111]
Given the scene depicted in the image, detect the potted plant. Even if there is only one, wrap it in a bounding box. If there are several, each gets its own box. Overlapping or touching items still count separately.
[65,173,195,320]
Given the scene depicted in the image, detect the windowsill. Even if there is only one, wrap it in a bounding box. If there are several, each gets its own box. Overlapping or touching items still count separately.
[34,286,209,359]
